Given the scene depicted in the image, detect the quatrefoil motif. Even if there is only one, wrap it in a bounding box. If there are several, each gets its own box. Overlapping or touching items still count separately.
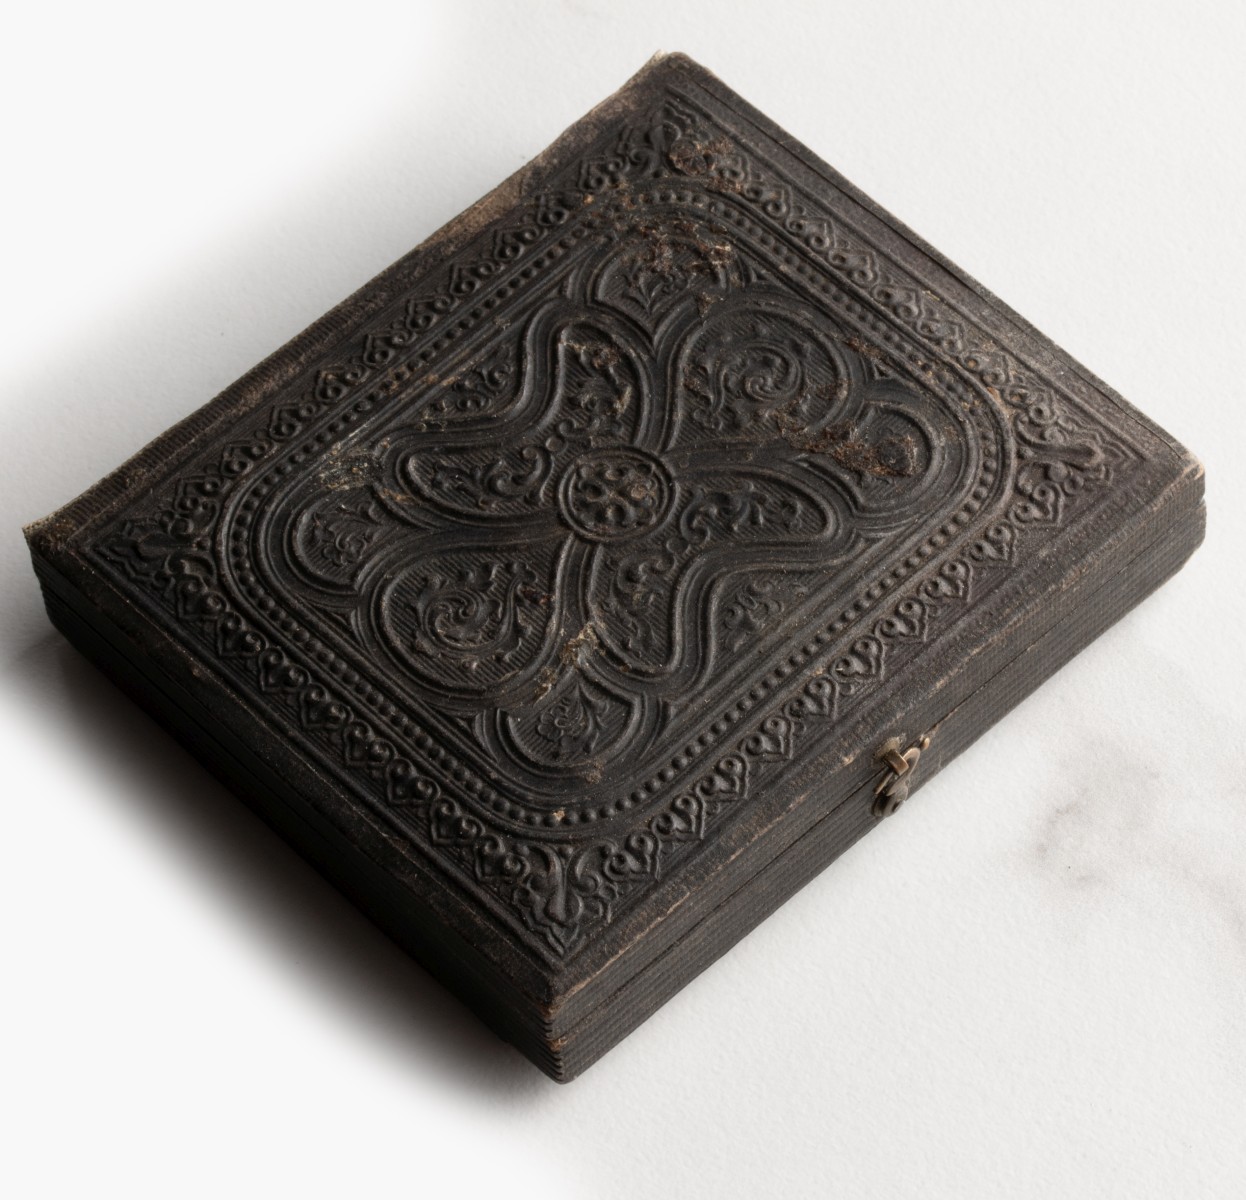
[279,225,953,786]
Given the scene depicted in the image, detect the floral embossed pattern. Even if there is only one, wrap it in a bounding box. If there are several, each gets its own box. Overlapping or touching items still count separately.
[94,81,1131,959]
[270,256,963,802]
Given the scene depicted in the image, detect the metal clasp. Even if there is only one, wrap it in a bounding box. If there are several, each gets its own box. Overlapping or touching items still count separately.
[872,733,931,818]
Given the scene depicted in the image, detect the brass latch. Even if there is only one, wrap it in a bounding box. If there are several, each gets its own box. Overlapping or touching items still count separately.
[873,733,931,818]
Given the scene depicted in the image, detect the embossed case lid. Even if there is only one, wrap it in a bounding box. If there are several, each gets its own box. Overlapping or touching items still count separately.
[27,54,1203,1080]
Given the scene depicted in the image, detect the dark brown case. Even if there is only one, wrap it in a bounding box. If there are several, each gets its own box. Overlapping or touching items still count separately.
[26,53,1204,1080]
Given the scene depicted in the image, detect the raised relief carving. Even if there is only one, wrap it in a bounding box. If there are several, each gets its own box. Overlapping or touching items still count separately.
[96,86,1131,959]
[268,260,961,798]
[558,448,673,541]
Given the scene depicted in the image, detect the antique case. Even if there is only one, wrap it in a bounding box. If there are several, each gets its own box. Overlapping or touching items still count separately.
[26,54,1204,1080]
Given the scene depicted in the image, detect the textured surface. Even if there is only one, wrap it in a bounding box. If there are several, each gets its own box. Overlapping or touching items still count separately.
[8,2,1244,1191]
[25,50,1203,1079]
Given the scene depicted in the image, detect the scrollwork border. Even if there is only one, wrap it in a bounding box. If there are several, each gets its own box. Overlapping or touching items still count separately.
[93,88,1139,960]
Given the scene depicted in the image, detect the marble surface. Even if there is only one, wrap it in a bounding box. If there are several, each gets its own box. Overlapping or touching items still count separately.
[2,3,1243,1197]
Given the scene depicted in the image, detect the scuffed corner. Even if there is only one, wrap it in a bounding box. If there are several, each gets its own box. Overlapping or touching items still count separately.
[23,512,73,558]
[1181,447,1206,493]
[501,51,694,207]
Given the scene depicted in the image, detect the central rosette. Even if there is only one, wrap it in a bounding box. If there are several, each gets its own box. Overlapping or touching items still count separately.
[558,448,673,541]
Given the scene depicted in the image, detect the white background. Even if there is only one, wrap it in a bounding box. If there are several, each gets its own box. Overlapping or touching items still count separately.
[3,2,1244,1196]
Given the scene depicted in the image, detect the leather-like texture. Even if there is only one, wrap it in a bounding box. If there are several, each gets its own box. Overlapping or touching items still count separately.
[26,53,1204,1079]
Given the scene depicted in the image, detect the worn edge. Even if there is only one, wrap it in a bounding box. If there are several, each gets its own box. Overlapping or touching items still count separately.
[660,54,1204,475]
[22,51,685,555]
[539,453,1205,1027]
[21,52,1209,1068]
